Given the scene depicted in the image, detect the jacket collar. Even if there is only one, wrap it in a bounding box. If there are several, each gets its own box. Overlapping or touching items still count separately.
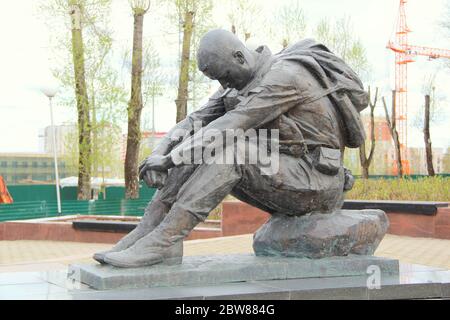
[238,45,274,95]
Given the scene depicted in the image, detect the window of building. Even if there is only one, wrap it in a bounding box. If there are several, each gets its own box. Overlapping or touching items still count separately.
[32,162,38,168]
[41,162,48,168]
[0,161,7,168]
[21,161,28,168]
[12,161,18,168]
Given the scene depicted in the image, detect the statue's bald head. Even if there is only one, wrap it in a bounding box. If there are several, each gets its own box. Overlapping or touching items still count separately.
[197,29,256,90]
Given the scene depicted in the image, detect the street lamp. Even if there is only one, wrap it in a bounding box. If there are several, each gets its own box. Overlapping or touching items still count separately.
[41,85,62,215]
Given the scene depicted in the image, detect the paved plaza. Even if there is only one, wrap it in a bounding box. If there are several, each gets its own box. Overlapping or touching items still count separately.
[1,234,450,300]
[1,234,450,273]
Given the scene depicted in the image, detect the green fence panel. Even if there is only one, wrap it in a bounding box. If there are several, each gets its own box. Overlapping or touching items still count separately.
[104,184,156,201]
[60,187,78,200]
[0,196,155,222]
[8,185,57,202]
[0,201,48,222]
[7,183,156,202]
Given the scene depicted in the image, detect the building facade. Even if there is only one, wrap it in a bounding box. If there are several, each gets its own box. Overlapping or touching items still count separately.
[0,153,76,185]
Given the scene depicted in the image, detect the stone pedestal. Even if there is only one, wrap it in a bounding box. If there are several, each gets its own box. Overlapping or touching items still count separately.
[253,209,389,258]
[70,254,398,291]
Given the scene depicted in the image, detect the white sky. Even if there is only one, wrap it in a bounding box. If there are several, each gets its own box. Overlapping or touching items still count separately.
[0,0,449,153]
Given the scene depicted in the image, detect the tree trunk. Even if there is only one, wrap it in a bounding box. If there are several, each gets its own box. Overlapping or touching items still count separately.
[382,91,403,177]
[69,2,92,200]
[91,82,98,178]
[361,165,369,179]
[424,94,435,176]
[393,131,403,177]
[175,10,194,123]
[391,91,403,177]
[358,87,377,180]
[125,12,145,199]
[359,142,369,179]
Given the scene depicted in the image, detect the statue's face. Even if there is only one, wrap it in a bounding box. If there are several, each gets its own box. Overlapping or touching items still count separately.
[199,50,254,90]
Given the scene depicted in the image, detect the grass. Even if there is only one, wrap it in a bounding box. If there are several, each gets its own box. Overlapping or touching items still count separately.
[346,176,450,202]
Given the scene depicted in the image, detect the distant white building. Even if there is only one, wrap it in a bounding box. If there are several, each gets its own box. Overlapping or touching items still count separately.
[39,123,77,156]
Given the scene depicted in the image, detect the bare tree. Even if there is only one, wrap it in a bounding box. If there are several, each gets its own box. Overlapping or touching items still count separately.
[412,71,446,175]
[359,87,378,179]
[124,0,151,199]
[69,0,92,200]
[424,94,435,176]
[382,90,403,177]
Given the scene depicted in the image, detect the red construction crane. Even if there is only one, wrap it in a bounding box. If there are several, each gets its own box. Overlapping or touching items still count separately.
[387,0,450,174]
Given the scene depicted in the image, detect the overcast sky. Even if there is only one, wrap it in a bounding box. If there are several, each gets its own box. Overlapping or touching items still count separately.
[0,0,449,153]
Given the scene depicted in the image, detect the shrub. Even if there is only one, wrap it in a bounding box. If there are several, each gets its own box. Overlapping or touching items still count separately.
[346,176,450,201]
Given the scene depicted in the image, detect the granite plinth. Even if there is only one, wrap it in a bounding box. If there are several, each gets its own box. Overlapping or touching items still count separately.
[70,254,399,291]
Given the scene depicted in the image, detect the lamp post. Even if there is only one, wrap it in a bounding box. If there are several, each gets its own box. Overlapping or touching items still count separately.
[41,86,62,215]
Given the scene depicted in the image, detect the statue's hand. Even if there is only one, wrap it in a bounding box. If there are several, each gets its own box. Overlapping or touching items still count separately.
[139,154,174,174]
[138,155,174,189]
[142,170,168,190]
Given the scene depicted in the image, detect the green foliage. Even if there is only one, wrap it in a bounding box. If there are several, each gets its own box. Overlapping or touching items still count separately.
[346,176,450,201]
[61,122,123,178]
[225,0,262,41]
[188,0,216,113]
[314,16,370,80]
[444,148,450,173]
[120,39,166,132]
[168,0,216,114]
[343,148,361,175]
[270,0,307,48]
[40,0,127,180]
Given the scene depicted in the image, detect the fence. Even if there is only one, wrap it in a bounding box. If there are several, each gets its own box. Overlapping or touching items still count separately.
[0,183,157,222]
[0,198,155,222]
[2,175,449,222]
[6,183,156,202]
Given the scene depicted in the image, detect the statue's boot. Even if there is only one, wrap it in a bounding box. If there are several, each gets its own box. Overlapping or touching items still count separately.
[103,207,201,268]
[104,162,239,268]
[93,198,183,264]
